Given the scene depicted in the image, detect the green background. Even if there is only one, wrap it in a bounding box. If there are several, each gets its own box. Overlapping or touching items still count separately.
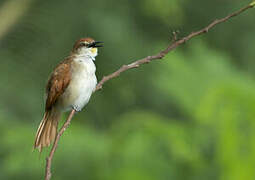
[0,0,255,179]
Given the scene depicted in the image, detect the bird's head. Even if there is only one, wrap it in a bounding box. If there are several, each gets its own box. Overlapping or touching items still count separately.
[71,37,103,60]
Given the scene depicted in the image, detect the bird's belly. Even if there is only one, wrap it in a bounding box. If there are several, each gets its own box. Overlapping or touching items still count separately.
[60,71,97,112]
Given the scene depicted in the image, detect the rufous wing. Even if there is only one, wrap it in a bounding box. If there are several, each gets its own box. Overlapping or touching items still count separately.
[45,58,72,110]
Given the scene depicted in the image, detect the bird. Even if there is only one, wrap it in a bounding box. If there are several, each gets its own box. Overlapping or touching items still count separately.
[34,37,103,152]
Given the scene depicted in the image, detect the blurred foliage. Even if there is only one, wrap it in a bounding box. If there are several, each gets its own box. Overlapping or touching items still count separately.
[251,0,255,6]
[0,0,255,179]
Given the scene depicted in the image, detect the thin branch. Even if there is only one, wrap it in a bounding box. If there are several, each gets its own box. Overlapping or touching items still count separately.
[44,3,254,180]
[45,109,76,180]
[95,4,253,90]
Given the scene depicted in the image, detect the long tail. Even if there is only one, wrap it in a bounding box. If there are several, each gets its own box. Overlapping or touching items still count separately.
[34,108,61,152]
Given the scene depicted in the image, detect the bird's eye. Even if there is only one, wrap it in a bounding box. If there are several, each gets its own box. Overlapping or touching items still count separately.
[80,42,86,46]
[80,42,89,47]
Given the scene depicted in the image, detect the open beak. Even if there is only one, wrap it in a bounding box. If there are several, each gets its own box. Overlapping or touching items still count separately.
[89,41,103,48]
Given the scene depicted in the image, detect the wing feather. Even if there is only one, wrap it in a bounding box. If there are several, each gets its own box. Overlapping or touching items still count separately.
[45,58,72,110]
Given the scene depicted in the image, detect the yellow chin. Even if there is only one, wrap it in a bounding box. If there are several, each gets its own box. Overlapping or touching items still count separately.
[91,48,97,54]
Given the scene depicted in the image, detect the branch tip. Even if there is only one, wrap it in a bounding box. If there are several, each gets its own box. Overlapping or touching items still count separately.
[172,31,179,41]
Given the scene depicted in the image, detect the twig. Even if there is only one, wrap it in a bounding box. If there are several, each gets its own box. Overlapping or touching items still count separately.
[45,109,76,180]
[44,3,254,180]
[95,4,253,90]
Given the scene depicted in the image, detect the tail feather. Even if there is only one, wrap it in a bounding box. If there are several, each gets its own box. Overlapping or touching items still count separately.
[34,108,60,152]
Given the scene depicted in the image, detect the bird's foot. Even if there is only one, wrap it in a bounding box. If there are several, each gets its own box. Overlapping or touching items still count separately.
[72,105,82,112]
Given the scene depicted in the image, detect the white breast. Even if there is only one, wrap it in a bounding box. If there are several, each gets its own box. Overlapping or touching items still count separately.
[60,56,97,111]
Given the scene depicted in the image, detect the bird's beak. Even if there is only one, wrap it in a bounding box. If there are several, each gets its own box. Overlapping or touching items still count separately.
[88,41,104,48]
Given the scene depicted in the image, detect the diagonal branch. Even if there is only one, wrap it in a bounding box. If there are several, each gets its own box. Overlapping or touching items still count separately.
[44,3,254,180]
[45,109,76,180]
[95,4,254,90]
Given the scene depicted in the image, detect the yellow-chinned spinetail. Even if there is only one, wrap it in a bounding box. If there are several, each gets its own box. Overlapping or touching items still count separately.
[34,38,103,152]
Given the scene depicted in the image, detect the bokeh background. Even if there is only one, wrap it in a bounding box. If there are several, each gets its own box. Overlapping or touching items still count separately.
[0,0,255,179]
